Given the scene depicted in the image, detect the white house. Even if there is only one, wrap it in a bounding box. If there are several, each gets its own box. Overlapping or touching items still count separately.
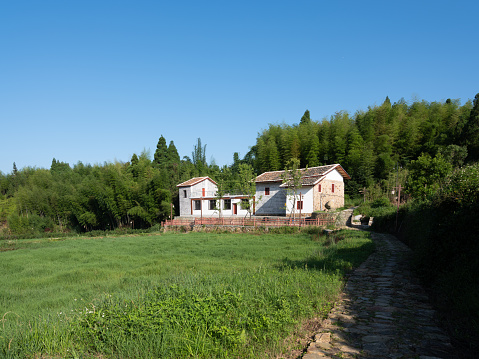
[254,164,350,216]
[176,177,252,217]
[176,164,350,218]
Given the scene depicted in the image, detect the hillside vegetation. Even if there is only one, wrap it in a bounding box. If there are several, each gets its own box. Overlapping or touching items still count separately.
[1,93,478,235]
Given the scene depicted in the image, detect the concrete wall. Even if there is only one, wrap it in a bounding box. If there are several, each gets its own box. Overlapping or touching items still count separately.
[179,186,193,216]
[255,183,286,216]
[178,179,218,216]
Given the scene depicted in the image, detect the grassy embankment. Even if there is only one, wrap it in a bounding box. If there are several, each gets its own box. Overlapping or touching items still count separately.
[0,229,373,358]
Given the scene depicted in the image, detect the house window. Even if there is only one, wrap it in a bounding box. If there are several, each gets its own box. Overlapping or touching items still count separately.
[241,199,249,209]
[224,199,231,210]
[209,200,216,210]
[318,184,322,192]
[183,190,187,198]
[265,187,270,195]
[297,200,304,210]
[194,200,201,210]
[332,184,335,193]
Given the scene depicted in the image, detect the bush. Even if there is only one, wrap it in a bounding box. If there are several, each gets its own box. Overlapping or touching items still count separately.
[7,213,53,236]
[353,197,395,220]
[370,163,479,351]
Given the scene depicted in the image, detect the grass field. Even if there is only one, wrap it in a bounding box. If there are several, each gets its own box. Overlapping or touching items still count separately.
[0,229,374,358]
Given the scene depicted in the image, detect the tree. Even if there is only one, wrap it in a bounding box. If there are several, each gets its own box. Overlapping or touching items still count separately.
[281,158,303,220]
[192,138,207,175]
[165,140,181,192]
[166,141,180,164]
[300,110,311,125]
[306,135,320,167]
[50,158,71,176]
[383,96,391,107]
[214,168,229,218]
[374,135,395,180]
[437,145,468,167]
[462,93,479,161]
[265,137,281,171]
[153,135,168,168]
[406,153,453,199]
[236,163,258,218]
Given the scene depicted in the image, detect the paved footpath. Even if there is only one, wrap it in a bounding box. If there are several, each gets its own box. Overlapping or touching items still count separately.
[302,232,455,359]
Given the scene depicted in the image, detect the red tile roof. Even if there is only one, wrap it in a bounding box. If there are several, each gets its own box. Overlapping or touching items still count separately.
[255,164,350,186]
[176,177,217,187]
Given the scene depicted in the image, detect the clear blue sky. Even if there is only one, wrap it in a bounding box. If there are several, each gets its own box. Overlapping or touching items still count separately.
[1,0,478,174]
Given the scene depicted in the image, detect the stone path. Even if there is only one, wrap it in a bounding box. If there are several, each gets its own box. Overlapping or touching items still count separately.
[302,232,454,359]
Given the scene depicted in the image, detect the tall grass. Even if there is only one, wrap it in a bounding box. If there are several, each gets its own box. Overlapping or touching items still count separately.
[0,230,373,358]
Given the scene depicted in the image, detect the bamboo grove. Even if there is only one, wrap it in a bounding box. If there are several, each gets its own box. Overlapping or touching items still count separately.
[1,93,478,235]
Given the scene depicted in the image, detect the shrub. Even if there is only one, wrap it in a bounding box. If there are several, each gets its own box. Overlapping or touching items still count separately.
[7,213,53,236]
[371,163,479,351]
[354,197,395,220]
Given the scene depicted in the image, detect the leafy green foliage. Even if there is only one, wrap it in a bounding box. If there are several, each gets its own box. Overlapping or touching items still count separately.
[371,163,479,349]
[406,153,452,199]
[2,94,478,234]
[251,96,475,199]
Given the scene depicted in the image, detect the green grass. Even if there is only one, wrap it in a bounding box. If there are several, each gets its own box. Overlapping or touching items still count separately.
[0,230,374,358]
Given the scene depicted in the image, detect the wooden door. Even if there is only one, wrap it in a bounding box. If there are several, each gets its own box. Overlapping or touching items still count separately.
[233,203,237,215]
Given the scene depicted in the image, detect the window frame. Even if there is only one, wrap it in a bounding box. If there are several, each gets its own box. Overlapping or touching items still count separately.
[194,200,201,211]
[265,187,270,196]
[209,199,216,210]
[296,200,304,210]
[223,199,231,210]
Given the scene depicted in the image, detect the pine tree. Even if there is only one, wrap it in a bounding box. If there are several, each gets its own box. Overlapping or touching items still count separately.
[383,96,391,108]
[166,141,180,164]
[300,110,311,125]
[153,135,168,168]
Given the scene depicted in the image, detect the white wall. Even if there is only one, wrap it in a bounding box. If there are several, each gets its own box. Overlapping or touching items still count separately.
[285,186,314,215]
[190,180,217,198]
[179,178,218,216]
[191,197,250,217]
[325,169,344,182]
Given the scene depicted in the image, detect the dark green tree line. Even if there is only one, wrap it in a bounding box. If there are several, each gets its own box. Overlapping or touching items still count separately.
[250,95,476,197]
[2,93,478,234]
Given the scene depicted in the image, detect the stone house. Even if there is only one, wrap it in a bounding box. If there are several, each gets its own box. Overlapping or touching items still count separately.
[177,177,251,217]
[254,164,350,216]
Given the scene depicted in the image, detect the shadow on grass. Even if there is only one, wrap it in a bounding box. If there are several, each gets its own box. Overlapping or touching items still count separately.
[277,240,375,275]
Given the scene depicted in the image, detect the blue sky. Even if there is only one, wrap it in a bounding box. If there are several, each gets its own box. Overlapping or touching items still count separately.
[1,0,478,174]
